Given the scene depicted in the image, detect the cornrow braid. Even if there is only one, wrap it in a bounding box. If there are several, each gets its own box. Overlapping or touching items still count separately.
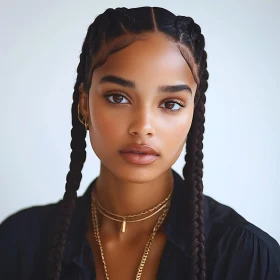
[183,89,207,280]
[183,52,209,280]
[47,7,209,280]
[46,23,95,280]
[175,14,209,280]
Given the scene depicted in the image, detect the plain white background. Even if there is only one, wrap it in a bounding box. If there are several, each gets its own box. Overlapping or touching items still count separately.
[0,0,279,243]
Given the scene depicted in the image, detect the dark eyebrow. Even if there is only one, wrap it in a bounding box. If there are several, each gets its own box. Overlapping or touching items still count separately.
[99,75,135,89]
[99,75,192,95]
[158,84,192,95]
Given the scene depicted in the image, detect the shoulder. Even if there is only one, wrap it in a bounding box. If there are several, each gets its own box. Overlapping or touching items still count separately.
[0,193,87,234]
[0,201,60,241]
[0,201,61,278]
[204,195,280,279]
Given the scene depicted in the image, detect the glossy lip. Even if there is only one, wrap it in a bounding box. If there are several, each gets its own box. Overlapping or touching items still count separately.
[119,144,159,165]
[120,144,159,156]
[119,152,159,165]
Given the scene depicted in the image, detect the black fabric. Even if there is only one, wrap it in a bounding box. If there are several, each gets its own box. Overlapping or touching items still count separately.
[1,169,279,279]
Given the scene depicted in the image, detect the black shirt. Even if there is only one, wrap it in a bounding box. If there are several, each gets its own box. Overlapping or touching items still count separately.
[0,169,280,279]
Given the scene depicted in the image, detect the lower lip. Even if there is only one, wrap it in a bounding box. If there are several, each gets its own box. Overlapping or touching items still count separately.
[120,152,159,165]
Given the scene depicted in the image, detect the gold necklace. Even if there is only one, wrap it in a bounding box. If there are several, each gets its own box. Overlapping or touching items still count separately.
[92,189,173,233]
[90,191,171,280]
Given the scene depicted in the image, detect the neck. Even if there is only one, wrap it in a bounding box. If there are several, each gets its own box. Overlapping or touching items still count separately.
[92,163,174,236]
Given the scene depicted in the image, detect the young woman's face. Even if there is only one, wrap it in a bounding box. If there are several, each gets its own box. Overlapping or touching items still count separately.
[80,32,197,182]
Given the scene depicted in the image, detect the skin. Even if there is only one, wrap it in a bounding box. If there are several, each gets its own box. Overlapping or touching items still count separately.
[79,31,197,279]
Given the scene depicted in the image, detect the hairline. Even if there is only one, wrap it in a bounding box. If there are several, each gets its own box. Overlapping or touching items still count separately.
[83,31,199,93]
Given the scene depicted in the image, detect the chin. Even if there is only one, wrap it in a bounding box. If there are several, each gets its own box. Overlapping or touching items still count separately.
[112,164,166,184]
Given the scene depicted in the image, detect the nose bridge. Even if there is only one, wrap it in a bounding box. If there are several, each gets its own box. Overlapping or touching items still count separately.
[129,103,155,136]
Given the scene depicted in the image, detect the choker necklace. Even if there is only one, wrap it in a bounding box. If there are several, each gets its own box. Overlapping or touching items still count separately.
[91,188,173,233]
[90,189,172,280]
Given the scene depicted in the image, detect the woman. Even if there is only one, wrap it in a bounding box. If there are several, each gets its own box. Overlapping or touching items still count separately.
[0,6,279,280]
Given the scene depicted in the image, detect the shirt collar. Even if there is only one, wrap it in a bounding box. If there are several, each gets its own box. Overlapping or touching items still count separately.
[63,168,210,264]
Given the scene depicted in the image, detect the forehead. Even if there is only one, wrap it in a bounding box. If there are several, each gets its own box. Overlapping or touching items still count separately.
[91,32,197,89]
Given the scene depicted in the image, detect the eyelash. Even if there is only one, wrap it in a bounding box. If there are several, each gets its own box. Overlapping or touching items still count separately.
[103,93,186,114]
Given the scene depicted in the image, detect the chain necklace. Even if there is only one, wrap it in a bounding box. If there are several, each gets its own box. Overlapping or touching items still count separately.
[90,190,171,280]
[92,190,172,233]
[94,189,173,218]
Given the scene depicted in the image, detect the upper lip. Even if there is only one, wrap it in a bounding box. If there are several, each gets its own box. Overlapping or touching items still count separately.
[120,144,159,156]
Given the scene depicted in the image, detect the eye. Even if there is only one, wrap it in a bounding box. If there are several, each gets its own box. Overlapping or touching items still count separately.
[159,100,186,113]
[104,93,129,105]
[103,93,186,113]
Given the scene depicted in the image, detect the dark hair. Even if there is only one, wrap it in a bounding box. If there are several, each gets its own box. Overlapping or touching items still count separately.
[47,6,209,280]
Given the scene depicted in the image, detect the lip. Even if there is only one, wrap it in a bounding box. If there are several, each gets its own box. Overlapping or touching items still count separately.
[120,144,159,156]
[119,144,159,165]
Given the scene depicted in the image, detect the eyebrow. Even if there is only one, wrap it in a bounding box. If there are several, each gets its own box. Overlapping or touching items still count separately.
[99,74,192,95]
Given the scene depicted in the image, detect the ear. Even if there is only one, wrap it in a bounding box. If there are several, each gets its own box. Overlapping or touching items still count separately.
[78,83,89,119]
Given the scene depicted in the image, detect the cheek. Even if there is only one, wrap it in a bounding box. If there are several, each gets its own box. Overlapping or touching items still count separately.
[164,117,191,159]
[88,102,126,153]
[164,106,193,137]
[166,108,194,156]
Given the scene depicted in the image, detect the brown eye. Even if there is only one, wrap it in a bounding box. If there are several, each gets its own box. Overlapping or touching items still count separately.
[165,102,176,110]
[160,100,186,112]
[112,95,124,103]
[104,93,129,104]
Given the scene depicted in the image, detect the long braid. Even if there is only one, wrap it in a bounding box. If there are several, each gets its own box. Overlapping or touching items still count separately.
[185,89,207,280]
[173,13,209,279]
[46,24,94,280]
[183,48,209,279]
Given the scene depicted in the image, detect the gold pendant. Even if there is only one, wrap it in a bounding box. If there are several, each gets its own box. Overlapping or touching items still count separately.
[121,219,126,233]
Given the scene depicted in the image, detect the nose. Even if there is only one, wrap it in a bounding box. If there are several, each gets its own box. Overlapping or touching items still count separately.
[128,107,156,137]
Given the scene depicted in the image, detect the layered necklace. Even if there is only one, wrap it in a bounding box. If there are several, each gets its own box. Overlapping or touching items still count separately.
[90,188,173,280]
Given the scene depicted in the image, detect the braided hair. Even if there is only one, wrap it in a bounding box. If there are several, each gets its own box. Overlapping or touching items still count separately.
[47,6,209,280]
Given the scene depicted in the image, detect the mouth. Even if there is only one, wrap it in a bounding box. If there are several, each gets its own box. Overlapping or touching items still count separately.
[119,151,159,165]
[120,144,159,156]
